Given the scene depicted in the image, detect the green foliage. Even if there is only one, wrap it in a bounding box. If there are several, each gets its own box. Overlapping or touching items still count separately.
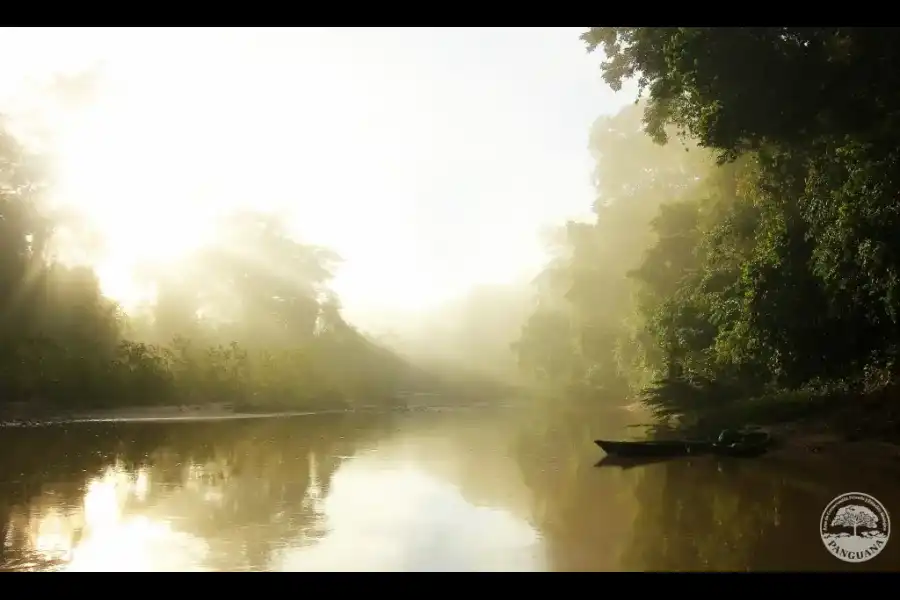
[513,103,714,401]
[516,29,900,431]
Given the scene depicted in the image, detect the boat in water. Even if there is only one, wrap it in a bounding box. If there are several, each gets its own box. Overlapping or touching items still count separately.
[594,430,772,459]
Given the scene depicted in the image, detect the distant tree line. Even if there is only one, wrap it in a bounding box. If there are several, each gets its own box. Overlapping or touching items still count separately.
[0,118,434,412]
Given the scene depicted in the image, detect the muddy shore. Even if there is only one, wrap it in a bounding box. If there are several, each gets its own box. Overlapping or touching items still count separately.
[762,420,900,472]
[624,394,900,471]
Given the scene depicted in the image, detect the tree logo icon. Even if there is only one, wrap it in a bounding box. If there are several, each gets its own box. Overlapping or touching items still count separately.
[820,492,890,563]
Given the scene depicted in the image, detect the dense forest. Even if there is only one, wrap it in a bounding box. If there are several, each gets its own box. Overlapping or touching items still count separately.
[515,28,900,436]
[0,116,450,413]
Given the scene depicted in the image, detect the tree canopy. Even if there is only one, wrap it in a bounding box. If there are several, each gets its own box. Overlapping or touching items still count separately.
[514,28,900,431]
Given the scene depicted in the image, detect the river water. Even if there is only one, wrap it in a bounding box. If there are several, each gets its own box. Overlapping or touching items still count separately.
[1,406,898,571]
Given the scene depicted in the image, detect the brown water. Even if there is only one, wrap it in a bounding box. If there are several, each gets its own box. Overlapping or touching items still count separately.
[0,406,898,571]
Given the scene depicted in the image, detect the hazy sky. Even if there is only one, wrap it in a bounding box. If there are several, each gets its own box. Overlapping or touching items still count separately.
[0,27,630,324]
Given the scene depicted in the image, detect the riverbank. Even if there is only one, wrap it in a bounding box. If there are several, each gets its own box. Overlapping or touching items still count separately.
[0,399,511,427]
[0,405,320,426]
[651,383,900,463]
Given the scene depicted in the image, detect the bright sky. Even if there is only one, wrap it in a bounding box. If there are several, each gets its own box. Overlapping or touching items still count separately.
[0,27,629,325]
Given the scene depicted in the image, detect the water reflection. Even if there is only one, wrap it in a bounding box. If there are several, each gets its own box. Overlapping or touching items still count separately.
[4,464,209,571]
[0,411,544,572]
[277,459,542,571]
[2,408,899,571]
[621,454,900,571]
[514,408,900,571]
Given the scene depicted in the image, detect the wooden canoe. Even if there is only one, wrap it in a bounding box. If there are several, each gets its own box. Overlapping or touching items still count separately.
[594,439,714,458]
[594,431,772,459]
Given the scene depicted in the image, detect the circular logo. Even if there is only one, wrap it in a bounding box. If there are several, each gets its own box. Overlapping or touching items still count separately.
[820,492,890,563]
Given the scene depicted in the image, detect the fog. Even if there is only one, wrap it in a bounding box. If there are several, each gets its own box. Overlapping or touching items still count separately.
[0,27,629,324]
[360,279,536,383]
[0,27,638,403]
[6,27,900,573]
[0,26,706,411]
[2,27,892,432]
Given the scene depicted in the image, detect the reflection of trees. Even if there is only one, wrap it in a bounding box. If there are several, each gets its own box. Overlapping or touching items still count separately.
[623,456,899,571]
[371,409,536,521]
[0,413,396,571]
[621,458,777,571]
[515,410,784,572]
[22,409,899,572]
[513,407,643,571]
[509,404,900,572]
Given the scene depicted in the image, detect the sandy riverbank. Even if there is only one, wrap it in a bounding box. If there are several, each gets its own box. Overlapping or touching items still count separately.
[0,405,354,426]
[0,401,505,426]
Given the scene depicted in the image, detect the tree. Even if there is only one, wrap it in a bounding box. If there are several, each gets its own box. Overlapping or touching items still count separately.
[514,102,714,399]
[831,505,879,537]
[190,211,341,347]
[558,27,900,432]
[582,28,900,160]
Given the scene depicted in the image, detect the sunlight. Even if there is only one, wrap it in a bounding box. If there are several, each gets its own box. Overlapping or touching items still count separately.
[49,74,218,309]
[24,465,209,572]
[32,509,75,563]
[0,27,626,320]
[66,515,208,572]
[93,261,153,311]
[81,467,129,531]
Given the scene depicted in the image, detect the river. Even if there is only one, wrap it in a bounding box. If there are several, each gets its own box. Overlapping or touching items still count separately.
[1,406,897,571]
